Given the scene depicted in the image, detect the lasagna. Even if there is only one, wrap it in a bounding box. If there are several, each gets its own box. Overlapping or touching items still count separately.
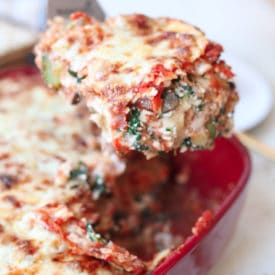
[35,12,238,158]
[0,69,216,274]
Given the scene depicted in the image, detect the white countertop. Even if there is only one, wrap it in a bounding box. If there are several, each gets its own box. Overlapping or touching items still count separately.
[99,1,275,274]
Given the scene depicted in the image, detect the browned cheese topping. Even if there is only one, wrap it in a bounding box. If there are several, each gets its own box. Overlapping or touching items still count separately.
[35,12,238,158]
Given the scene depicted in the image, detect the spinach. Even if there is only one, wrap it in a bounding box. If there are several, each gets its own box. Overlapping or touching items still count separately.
[69,161,89,182]
[182,137,193,148]
[134,143,149,151]
[91,175,107,200]
[196,103,204,112]
[174,80,195,99]
[220,106,226,115]
[127,107,149,151]
[127,107,141,135]
[68,69,86,83]
[69,163,107,200]
[86,222,107,244]
[182,84,195,97]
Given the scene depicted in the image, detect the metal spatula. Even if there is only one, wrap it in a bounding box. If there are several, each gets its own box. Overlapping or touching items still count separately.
[47,0,106,21]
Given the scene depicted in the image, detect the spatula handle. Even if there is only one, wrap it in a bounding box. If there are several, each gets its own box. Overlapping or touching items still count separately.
[237,132,275,161]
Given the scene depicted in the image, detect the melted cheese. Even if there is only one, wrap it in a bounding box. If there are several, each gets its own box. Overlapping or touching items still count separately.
[0,72,125,274]
[35,14,208,96]
[47,15,208,92]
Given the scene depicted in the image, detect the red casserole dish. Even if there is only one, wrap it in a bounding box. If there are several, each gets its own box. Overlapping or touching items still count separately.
[0,66,251,275]
[154,136,251,274]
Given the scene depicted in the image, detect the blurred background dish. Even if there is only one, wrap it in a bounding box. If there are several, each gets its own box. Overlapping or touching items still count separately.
[223,53,273,131]
[0,19,37,67]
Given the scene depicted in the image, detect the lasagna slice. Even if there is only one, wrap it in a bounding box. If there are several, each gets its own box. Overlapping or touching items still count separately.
[35,12,238,158]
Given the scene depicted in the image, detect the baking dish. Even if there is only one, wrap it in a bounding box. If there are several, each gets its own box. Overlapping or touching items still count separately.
[0,66,251,275]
